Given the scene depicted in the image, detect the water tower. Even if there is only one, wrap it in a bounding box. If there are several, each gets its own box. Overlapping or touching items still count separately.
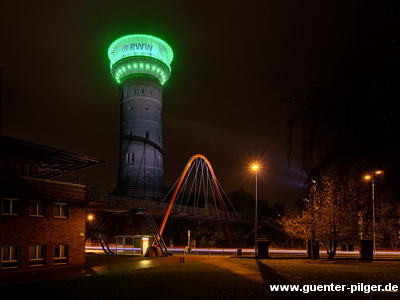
[108,34,173,199]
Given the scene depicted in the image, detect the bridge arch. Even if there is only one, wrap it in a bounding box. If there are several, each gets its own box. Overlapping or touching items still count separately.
[158,154,233,244]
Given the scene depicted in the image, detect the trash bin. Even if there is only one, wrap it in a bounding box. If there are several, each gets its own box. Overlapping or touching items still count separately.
[360,239,373,261]
[341,244,347,251]
[348,244,354,251]
[237,248,242,256]
[307,240,320,259]
[257,238,269,259]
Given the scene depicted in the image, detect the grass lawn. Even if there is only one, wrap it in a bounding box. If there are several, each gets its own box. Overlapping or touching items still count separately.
[232,258,400,285]
[0,254,268,299]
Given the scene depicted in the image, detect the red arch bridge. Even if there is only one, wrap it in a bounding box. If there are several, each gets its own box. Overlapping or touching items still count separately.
[85,154,285,255]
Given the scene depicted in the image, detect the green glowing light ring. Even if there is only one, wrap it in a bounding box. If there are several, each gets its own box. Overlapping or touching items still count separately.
[108,34,173,71]
[111,57,171,85]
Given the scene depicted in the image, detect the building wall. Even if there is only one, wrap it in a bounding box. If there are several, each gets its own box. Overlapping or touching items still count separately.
[0,176,86,275]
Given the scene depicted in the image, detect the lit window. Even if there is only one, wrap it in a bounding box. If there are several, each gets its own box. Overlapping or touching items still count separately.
[54,244,68,265]
[1,245,20,269]
[30,201,45,217]
[2,198,20,216]
[54,203,67,218]
[29,245,46,267]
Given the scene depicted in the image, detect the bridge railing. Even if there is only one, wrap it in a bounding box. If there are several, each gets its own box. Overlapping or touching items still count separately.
[86,189,255,222]
[86,189,160,211]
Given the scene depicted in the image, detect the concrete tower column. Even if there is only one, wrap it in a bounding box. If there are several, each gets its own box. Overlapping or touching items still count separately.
[108,34,173,199]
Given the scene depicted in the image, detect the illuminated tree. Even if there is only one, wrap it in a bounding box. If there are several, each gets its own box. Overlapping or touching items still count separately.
[376,202,400,250]
[281,176,359,260]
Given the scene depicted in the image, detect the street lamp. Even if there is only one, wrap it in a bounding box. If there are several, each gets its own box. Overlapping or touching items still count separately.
[364,170,383,255]
[251,164,259,257]
[87,213,94,221]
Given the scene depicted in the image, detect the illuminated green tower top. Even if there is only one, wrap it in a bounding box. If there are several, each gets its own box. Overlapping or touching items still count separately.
[108,34,174,85]
[108,34,174,199]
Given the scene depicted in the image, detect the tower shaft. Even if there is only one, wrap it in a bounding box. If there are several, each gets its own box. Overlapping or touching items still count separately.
[118,77,163,199]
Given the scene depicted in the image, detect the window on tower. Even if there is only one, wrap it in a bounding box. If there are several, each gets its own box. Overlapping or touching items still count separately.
[126,153,134,165]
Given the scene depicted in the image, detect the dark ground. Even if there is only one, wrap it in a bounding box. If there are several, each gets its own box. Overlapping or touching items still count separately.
[1,253,399,299]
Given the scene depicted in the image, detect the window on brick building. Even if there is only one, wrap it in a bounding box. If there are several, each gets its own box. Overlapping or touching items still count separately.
[1,245,20,269]
[29,245,46,267]
[1,198,20,216]
[54,203,67,218]
[54,244,68,265]
[30,201,45,217]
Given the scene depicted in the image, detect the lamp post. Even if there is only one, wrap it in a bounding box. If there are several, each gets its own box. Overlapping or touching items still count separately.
[252,164,259,257]
[364,170,383,255]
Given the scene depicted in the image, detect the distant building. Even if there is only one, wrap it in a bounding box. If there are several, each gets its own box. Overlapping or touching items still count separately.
[0,135,101,275]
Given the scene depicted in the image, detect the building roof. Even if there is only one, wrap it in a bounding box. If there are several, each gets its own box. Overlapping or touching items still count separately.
[0,135,103,179]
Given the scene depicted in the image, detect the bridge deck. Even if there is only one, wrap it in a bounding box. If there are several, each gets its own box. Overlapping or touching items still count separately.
[86,189,254,223]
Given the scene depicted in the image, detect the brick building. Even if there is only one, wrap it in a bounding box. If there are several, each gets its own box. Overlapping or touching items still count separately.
[0,135,101,275]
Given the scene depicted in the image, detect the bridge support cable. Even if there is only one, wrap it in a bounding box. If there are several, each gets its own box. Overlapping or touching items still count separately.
[136,209,171,256]
[86,209,170,256]
[214,176,240,218]
[115,208,171,256]
[95,231,114,255]
[158,154,240,245]
[86,213,116,254]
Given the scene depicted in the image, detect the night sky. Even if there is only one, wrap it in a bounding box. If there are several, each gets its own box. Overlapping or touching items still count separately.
[0,1,393,205]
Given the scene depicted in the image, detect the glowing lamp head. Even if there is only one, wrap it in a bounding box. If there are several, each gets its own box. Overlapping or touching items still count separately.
[108,34,174,85]
[364,170,383,181]
[87,214,94,221]
[252,164,259,171]
[364,175,372,181]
